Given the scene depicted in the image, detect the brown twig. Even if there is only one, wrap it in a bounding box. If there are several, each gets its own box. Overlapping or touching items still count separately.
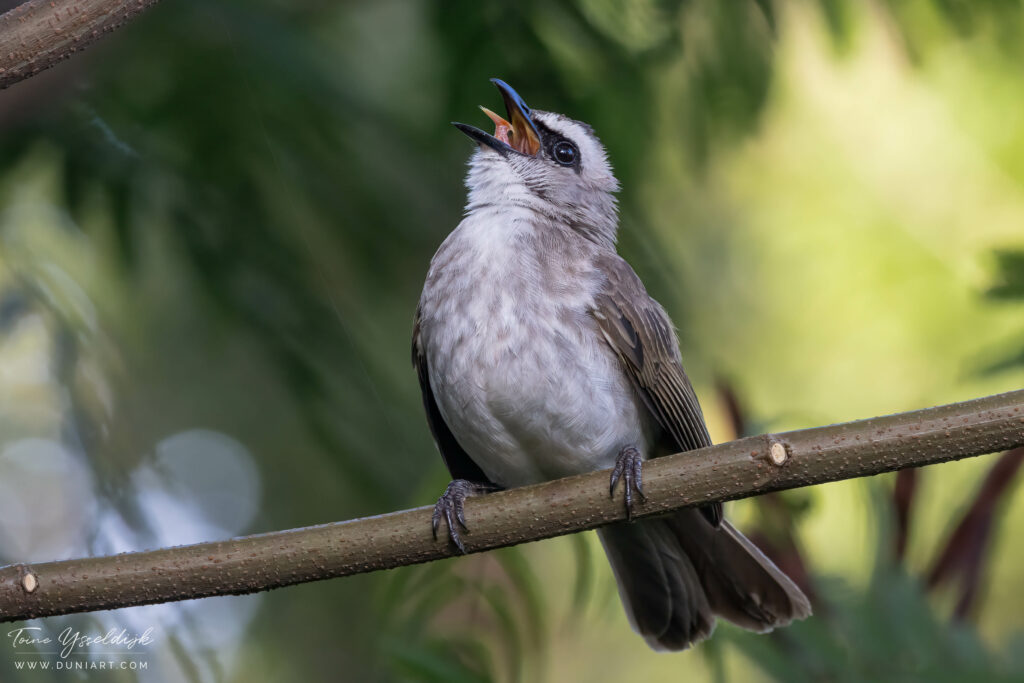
[0,0,160,90]
[0,390,1022,623]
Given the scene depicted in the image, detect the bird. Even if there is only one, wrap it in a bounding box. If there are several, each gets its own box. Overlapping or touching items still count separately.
[412,79,811,651]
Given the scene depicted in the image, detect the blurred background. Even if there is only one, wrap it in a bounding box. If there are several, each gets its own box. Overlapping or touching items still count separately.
[0,0,1023,680]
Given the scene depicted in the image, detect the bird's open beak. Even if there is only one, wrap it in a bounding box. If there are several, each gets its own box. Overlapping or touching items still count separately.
[453,79,542,157]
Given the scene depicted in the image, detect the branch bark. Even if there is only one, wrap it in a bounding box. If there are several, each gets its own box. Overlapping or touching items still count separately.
[0,0,160,90]
[1,390,1022,622]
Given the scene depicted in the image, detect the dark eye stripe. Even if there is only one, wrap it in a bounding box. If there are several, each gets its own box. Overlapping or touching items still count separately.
[533,119,583,171]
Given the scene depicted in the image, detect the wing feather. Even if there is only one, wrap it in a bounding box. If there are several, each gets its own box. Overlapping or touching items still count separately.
[591,254,721,526]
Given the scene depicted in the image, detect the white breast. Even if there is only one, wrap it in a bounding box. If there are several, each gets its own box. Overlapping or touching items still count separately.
[418,209,648,488]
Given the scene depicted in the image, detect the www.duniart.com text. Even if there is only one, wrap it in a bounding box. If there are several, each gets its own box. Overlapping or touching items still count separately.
[15,660,148,670]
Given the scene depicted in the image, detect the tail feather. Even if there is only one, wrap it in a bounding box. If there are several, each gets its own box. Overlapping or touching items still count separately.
[598,519,713,649]
[667,511,812,632]
[598,509,811,651]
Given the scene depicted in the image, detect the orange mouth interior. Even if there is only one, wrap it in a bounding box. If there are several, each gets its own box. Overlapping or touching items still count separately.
[480,106,540,155]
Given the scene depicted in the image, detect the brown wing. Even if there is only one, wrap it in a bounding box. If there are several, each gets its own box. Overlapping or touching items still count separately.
[412,305,496,485]
[590,254,721,526]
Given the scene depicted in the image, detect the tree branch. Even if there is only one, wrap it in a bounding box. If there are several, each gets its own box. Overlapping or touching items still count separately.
[0,390,1022,622]
[0,0,160,90]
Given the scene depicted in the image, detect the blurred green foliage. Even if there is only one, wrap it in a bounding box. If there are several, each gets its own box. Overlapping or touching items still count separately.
[0,0,1023,681]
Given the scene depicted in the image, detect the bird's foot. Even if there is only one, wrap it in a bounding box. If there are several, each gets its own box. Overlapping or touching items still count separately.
[610,445,646,520]
[432,479,498,553]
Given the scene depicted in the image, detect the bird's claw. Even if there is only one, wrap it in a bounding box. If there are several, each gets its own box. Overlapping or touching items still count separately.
[610,446,646,520]
[432,480,496,553]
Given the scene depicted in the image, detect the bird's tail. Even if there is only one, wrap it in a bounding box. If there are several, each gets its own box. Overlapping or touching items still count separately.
[596,508,812,651]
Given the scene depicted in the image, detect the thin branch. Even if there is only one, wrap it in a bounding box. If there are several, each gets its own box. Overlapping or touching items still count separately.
[1,390,1022,622]
[0,0,160,90]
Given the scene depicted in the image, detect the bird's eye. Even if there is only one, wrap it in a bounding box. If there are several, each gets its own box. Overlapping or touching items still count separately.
[553,140,578,166]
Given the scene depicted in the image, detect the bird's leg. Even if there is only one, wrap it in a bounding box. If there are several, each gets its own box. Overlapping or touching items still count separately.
[609,445,646,520]
[432,479,501,553]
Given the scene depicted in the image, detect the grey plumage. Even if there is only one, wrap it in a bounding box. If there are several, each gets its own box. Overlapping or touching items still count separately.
[414,81,810,650]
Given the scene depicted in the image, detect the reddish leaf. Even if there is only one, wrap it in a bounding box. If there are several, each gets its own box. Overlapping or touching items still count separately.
[926,448,1024,620]
[893,468,919,563]
[717,379,815,599]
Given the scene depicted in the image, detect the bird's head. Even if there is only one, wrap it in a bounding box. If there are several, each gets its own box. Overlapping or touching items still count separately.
[454,79,620,246]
